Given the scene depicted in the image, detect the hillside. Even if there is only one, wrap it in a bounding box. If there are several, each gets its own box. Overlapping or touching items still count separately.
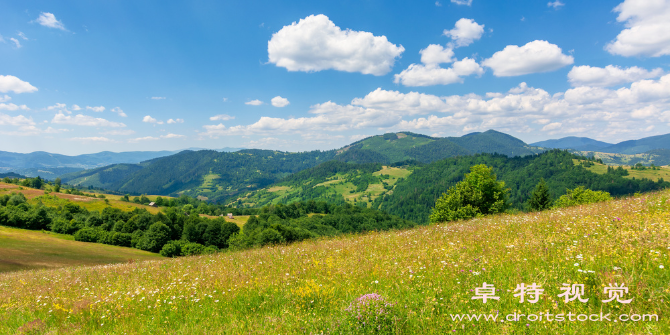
[61,130,539,202]
[1,190,668,333]
[379,150,669,223]
[0,226,161,272]
[531,136,612,151]
[600,133,670,154]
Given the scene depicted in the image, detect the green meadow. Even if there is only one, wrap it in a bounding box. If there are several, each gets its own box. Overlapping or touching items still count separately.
[1,190,668,334]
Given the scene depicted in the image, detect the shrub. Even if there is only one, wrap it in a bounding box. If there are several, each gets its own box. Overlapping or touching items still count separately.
[138,222,171,253]
[74,228,99,242]
[554,186,612,208]
[160,241,181,257]
[430,164,508,223]
[181,242,206,256]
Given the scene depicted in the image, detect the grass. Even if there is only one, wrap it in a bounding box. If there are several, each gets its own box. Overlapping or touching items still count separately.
[235,166,412,209]
[1,189,669,333]
[577,160,670,182]
[198,214,250,227]
[0,226,161,273]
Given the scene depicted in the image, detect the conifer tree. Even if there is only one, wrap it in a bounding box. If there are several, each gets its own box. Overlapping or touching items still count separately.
[527,178,552,211]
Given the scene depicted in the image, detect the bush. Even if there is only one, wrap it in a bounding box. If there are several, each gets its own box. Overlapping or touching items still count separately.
[74,228,99,242]
[554,186,612,208]
[160,241,181,257]
[430,164,508,223]
[181,242,206,256]
[138,222,171,253]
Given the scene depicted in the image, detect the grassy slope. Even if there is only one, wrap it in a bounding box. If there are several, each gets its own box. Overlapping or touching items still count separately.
[1,191,668,334]
[579,160,670,182]
[0,182,163,214]
[0,226,161,273]
[234,166,412,208]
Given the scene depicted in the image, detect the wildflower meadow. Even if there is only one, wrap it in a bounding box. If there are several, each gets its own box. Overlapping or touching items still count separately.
[1,190,669,334]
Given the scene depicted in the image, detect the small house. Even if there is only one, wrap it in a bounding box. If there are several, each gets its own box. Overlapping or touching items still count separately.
[148,202,157,207]
[227,213,234,219]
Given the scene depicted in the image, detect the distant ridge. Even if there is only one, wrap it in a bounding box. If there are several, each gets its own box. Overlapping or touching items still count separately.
[531,136,612,151]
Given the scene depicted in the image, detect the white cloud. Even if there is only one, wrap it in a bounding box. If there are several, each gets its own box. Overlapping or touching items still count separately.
[542,122,562,131]
[394,58,484,86]
[70,137,114,142]
[482,40,574,77]
[0,75,38,94]
[151,97,166,100]
[0,112,35,126]
[209,114,235,121]
[0,103,29,111]
[167,118,184,124]
[443,18,485,47]
[47,103,66,111]
[245,99,263,106]
[420,44,455,65]
[10,38,21,48]
[128,133,186,143]
[17,32,27,40]
[268,14,404,76]
[0,95,10,102]
[451,0,473,5]
[0,125,68,137]
[435,1,442,6]
[548,1,565,9]
[52,113,126,127]
[142,115,158,123]
[71,104,81,111]
[102,129,135,136]
[111,107,127,117]
[568,65,664,87]
[35,12,66,30]
[606,0,670,57]
[86,106,105,113]
[271,96,290,107]
[564,86,616,104]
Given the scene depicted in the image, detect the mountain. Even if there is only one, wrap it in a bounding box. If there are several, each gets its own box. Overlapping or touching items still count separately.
[531,136,613,151]
[0,150,180,179]
[599,133,670,154]
[54,130,543,201]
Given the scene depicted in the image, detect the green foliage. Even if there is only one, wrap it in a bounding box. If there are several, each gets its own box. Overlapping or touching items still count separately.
[553,186,612,208]
[138,222,171,252]
[429,164,508,223]
[527,178,552,211]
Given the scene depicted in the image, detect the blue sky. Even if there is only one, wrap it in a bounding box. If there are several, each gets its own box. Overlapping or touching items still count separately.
[1,0,670,155]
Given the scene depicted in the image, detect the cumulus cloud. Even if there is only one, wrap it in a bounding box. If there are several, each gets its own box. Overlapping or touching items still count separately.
[443,18,485,47]
[111,107,127,117]
[35,12,66,30]
[0,112,35,126]
[86,106,105,113]
[271,96,290,107]
[245,99,263,106]
[209,114,235,121]
[0,75,38,94]
[0,95,10,102]
[72,104,81,111]
[268,14,404,76]
[482,40,574,76]
[394,58,484,86]
[142,115,157,123]
[568,65,664,87]
[167,118,184,124]
[420,44,455,65]
[606,0,670,57]
[52,113,126,127]
[0,103,29,111]
[451,0,473,5]
[548,1,565,9]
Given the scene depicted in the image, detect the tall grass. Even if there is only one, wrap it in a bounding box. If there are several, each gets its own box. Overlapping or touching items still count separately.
[1,191,669,334]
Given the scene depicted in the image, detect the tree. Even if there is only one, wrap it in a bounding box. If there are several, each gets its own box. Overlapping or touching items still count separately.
[429,164,508,223]
[527,178,552,211]
[53,178,61,193]
[138,222,171,252]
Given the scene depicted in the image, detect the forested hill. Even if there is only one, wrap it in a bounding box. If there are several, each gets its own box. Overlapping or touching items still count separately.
[379,150,669,223]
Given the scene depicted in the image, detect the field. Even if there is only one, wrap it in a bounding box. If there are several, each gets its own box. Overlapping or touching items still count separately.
[0,226,161,273]
[234,166,412,208]
[578,160,670,182]
[0,182,162,214]
[1,189,668,333]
